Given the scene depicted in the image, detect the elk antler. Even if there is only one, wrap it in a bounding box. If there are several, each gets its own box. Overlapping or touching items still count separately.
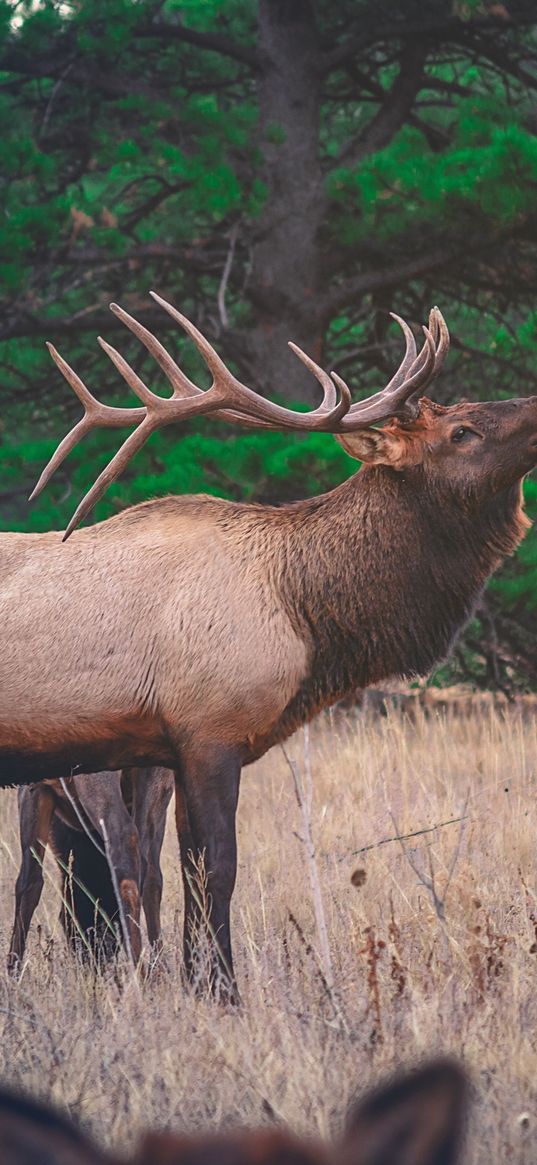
[34,296,449,539]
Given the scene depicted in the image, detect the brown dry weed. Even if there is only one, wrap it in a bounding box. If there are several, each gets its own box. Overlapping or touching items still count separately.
[0,705,536,1162]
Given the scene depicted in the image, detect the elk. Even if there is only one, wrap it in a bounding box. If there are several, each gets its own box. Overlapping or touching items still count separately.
[1,295,536,995]
[8,767,173,973]
[0,1058,466,1165]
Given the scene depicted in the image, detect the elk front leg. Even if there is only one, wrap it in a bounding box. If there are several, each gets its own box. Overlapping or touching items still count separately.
[174,748,241,1001]
[8,786,55,974]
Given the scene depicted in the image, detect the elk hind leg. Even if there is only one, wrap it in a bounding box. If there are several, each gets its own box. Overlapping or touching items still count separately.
[8,786,55,974]
[102,821,143,966]
[78,776,144,966]
[131,767,173,956]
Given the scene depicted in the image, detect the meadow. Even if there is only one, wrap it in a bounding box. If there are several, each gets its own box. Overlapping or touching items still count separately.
[0,704,536,1163]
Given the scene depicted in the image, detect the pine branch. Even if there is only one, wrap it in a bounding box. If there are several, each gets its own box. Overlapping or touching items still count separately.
[322,8,536,75]
[331,42,428,168]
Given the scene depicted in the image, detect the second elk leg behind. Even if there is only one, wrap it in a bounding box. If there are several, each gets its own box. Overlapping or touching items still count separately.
[127,767,173,956]
[7,785,55,974]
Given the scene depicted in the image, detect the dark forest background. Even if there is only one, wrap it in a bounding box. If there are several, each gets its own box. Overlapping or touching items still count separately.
[2,0,537,689]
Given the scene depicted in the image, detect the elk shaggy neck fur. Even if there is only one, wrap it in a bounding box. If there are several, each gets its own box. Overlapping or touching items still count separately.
[245,467,528,758]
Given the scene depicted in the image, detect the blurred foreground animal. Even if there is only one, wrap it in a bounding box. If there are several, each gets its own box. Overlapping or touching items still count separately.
[8,767,173,972]
[2,297,537,994]
[0,1058,466,1165]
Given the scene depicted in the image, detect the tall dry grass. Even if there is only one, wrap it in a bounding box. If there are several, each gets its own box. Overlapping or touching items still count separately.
[0,705,536,1162]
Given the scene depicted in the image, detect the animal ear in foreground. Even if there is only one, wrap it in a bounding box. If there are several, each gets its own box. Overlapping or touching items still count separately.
[0,1058,467,1164]
[342,1058,467,1165]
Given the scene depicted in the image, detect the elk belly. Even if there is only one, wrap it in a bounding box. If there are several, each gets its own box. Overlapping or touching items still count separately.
[0,715,175,787]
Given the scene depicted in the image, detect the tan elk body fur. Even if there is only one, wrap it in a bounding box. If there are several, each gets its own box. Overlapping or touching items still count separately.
[0,498,308,774]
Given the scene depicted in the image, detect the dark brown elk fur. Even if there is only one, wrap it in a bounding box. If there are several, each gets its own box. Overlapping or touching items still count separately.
[1,303,537,993]
[7,768,173,972]
[0,1058,467,1165]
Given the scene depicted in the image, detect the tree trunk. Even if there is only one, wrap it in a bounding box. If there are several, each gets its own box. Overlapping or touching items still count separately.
[246,0,325,404]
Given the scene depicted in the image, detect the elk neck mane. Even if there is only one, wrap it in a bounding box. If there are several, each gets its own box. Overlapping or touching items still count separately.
[258,464,528,744]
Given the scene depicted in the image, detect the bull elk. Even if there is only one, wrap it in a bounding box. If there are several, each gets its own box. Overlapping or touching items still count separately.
[0,1058,466,1165]
[2,294,536,994]
[8,767,173,973]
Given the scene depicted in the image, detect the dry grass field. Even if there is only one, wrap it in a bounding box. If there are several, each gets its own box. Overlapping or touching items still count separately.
[0,705,536,1162]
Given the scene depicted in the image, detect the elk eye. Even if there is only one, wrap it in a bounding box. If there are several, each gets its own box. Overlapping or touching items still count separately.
[452,426,473,443]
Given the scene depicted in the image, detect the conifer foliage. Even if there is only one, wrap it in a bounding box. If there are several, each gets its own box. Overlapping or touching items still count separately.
[1,0,537,685]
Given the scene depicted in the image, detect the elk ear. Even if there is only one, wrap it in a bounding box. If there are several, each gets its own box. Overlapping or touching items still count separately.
[341,1060,467,1165]
[336,429,405,465]
[0,1087,107,1165]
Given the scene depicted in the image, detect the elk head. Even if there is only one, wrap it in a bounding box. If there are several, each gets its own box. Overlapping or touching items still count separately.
[338,396,537,504]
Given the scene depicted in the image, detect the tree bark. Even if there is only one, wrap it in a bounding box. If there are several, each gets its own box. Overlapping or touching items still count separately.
[246,0,326,404]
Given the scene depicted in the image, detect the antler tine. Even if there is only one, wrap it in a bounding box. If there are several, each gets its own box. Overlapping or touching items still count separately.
[62,415,158,541]
[339,307,449,431]
[100,334,248,428]
[344,311,419,407]
[288,343,337,412]
[338,325,436,430]
[150,290,240,392]
[384,313,418,392]
[430,305,450,372]
[29,415,92,502]
[30,344,146,502]
[46,342,104,411]
[97,337,173,407]
[338,313,431,424]
[286,342,353,422]
[401,307,450,415]
[109,303,201,401]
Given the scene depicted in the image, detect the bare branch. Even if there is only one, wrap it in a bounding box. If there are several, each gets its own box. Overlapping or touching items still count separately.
[137,18,261,71]
[390,800,467,929]
[350,814,469,857]
[319,243,463,324]
[217,223,239,330]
